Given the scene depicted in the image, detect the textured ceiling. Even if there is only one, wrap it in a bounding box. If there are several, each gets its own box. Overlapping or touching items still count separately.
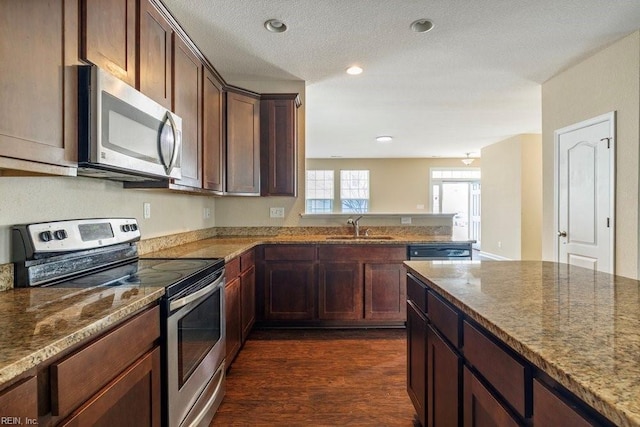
[162,0,640,158]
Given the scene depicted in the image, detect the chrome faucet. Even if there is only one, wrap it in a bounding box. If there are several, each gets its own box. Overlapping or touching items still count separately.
[347,216,363,237]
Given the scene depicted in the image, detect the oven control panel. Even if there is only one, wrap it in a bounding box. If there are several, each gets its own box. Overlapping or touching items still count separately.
[16,218,140,254]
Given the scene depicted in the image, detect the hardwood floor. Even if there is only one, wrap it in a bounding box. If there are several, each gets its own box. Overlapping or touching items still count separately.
[211,328,418,426]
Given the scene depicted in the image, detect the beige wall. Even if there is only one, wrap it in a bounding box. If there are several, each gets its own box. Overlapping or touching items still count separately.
[481,134,542,260]
[541,31,640,278]
[0,176,216,264]
[521,136,543,260]
[307,158,480,214]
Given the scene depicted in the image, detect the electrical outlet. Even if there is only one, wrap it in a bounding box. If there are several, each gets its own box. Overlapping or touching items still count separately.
[401,217,412,224]
[203,207,211,219]
[498,241,502,248]
[270,207,285,218]
[416,204,425,210]
[143,202,151,219]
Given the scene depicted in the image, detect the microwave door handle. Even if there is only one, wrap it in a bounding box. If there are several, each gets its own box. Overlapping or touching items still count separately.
[159,112,179,175]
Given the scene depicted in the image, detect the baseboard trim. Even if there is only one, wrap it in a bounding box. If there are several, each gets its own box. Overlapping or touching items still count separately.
[478,251,511,261]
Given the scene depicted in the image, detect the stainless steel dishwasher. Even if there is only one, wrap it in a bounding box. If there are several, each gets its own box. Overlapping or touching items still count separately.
[407,243,473,260]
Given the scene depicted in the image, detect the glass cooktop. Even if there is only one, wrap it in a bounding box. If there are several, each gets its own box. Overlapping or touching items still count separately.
[51,258,224,291]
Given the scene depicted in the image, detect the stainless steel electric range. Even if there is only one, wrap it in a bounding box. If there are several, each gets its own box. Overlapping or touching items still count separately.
[12,218,226,427]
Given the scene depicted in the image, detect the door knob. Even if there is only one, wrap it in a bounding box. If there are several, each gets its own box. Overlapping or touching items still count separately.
[557,231,567,237]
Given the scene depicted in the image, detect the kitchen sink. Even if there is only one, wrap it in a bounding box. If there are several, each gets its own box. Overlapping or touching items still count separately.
[325,235,395,240]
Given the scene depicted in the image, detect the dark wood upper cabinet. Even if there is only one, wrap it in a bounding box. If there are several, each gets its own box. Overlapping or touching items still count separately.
[0,0,77,174]
[202,67,225,192]
[260,94,301,196]
[139,0,173,109]
[172,34,202,188]
[81,0,137,86]
[226,89,260,195]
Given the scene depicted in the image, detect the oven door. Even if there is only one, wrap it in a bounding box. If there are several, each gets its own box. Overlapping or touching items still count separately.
[166,273,225,427]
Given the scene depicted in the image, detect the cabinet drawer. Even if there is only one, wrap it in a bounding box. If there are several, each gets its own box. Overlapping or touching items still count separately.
[533,379,594,427]
[240,249,255,272]
[0,376,37,421]
[428,290,461,348]
[463,320,530,419]
[263,245,316,261]
[51,306,160,418]
[407,275,428,314]
[318,245,405,261]
[226,257,240,281]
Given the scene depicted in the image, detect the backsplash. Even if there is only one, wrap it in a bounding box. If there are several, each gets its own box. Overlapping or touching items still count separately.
[0,264,12,292]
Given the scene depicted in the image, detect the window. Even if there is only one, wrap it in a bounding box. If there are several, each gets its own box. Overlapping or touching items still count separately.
[306,170,334,213]
[340,170,369,213]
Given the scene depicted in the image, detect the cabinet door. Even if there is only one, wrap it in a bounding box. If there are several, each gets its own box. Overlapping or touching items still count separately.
[139,0,172,109]
[202,67,224,192]
[364,263,407,321]
[407,302,427,427]
[82,0,136,86]
[60,348,161,427]
[260,95,298,196]
[240,265,256,342]
[318,262,363,320]
[226,91,260,194]
[427,325,461,427]
[263,262,315,320]
[172,34,202,188]
[0,0,77,171]
[463,366,521,427]
[225,277,242,365]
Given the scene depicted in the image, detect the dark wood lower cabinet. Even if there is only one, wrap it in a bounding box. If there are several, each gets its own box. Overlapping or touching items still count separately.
[264,262,315,320]
[0,376,37,423]
[463,366,521,427]
[318,262,362,320]
[427,325,461,427]
[225,277,242,364]
[532,379,593,427]
[365,262,406,321]
[407,302,427,427]
[60,348,161,427]
[240,265,256,341]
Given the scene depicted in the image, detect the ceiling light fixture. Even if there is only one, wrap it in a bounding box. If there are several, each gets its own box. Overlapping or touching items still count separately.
[346,66,363,75]
[410,19,434,33]
[461,153,475,165]
[264,19,287,33]
[375,136,393,143]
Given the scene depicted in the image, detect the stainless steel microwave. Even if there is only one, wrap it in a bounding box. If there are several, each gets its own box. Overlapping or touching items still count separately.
[77,65,182,181]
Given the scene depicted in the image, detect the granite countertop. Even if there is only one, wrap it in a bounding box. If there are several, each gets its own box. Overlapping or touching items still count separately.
[0,285,164,388]
[404,260,640,427]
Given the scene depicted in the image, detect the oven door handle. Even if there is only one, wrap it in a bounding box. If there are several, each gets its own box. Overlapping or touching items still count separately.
[169,276,224,312]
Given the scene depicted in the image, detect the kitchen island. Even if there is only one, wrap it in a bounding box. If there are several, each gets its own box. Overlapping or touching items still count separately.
[405,260,640,427]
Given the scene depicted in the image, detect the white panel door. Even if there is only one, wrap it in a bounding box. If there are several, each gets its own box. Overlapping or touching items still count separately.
[556,113,614,273]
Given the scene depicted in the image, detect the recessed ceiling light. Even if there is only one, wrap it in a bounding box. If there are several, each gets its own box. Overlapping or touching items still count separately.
[376,136,393,143]
[346,66,363,75]
[264,19,287,33]
[410,19,434,33]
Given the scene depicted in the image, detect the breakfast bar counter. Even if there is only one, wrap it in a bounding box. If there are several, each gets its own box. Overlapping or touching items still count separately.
[405,260,640,427]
